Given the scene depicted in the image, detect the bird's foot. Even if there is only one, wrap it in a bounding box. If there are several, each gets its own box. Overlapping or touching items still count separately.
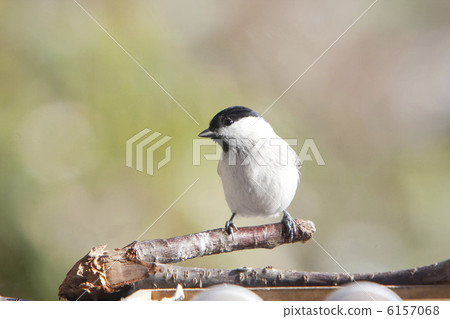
[282,211,296,242]
[225,220,238,238]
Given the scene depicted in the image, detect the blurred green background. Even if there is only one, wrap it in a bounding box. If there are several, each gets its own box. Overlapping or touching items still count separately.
[1,0,449,300]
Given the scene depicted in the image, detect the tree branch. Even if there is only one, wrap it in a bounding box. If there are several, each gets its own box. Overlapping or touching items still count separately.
[58,219,449,301]
[60,254,450,300]
[59,219,315,300]
[137,259,450,289]
[132,218,315,263]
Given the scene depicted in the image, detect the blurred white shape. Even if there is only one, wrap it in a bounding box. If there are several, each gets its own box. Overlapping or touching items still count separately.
[162,284,185,301]
[325,282,402,301]
[122,289,153,301]
[17,101,96,183]
[122,284,185,301]
[191,284,262,301]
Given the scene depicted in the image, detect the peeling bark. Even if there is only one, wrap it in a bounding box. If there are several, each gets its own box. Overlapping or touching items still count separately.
[59,219,315,300]
[60,254,450,301]
[58,219,449,301]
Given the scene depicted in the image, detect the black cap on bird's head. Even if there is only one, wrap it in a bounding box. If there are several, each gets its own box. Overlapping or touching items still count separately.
[198,106,260,139]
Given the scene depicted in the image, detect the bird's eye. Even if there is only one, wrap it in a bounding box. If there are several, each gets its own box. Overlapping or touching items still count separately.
[223,117,234,126]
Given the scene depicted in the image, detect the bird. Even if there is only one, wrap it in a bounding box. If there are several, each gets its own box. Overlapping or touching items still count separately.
[198,106,301,240]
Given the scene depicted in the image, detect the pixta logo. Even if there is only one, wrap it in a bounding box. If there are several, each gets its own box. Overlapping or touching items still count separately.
[126,129,171,176]
[192,138,325,166]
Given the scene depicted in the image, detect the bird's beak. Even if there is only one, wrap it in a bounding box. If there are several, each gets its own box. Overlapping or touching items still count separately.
[198,128,216,138]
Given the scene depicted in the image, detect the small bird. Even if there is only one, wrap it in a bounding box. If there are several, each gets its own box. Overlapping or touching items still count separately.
[198,106,300,240]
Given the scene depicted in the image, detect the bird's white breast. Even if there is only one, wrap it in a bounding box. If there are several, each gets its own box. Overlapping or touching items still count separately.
[217,120,299,218]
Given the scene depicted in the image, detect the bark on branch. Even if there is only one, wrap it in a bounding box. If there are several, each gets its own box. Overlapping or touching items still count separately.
[59,219,315,300]
[58,219,449,301]
[132,218,315,263]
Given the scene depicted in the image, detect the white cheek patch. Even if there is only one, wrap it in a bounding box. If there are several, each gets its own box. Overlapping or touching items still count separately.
[218,117,272,140]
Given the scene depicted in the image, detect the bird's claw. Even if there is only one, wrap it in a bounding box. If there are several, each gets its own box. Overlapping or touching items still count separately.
[282,211,296,242]
[225,220,238,238]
